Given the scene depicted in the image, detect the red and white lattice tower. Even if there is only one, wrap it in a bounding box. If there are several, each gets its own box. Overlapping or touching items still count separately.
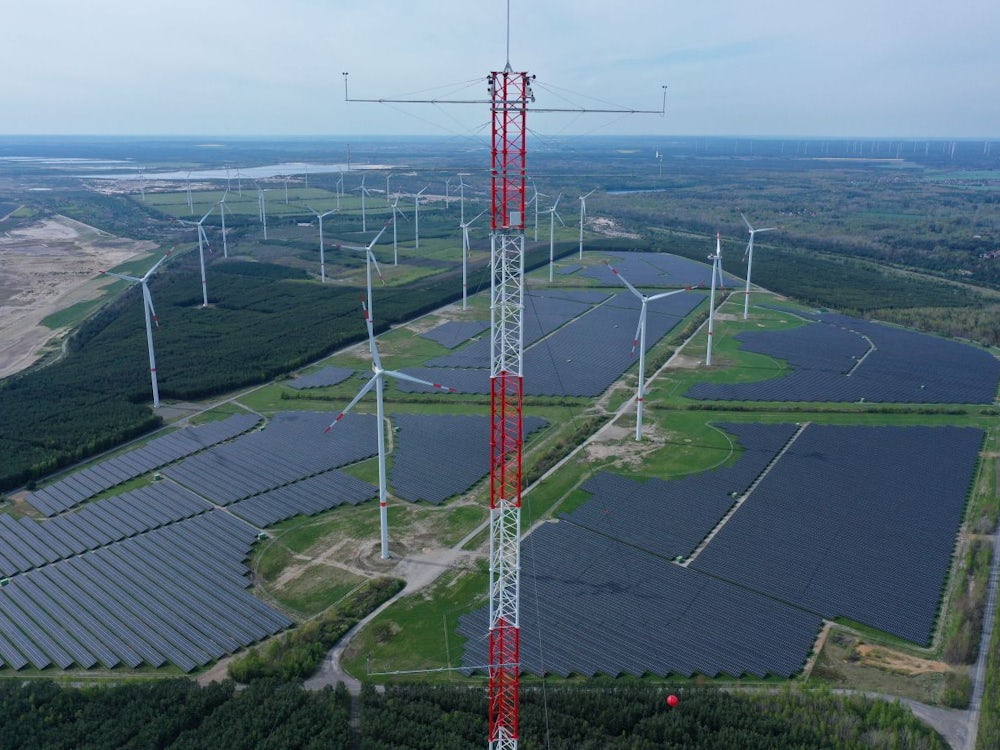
[487,65,531,750]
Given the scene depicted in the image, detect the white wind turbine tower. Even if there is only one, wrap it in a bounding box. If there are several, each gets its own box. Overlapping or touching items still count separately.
[339,220,391,339]
[578,188,596,259]
[257,187,269,240]
[389,195,408,265]
[356,175,374,232]
[325,297,455,559]
[739,212,776,320]
[236,168,243,196]
[457,174,469,225]
[607,262,690,440]
[412,186,428,249]
[137,167,145,201]
[336,174,344,209]
[186,172,194,214]
[528,179,546,241]
[177,206,215,307]
[217,192,229,258]
[459,210,486,310]
[101,249,172,408]
[706,232,724,366]
[307,206,338,282]
[544,193,565,283]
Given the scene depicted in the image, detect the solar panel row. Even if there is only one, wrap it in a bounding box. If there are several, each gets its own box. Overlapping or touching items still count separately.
[389,414,548,505]
[163,412,378,505]
[0,511,292,673]
[287,366,357,390]
[229,470,377,527]
[418,320,490,349]
[686,313,1000,404]
[563,423,800,560]
[580,251,740,289]
[27,413,261,515]
[459,522,822,679]
[691,424,984,645]
[401,291,703,398]
[0,483,213,576]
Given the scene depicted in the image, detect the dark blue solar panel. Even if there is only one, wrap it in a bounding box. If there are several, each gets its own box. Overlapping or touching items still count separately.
[686,314,1000,404]
[288,366,357,390]
[458,522,821,679]
[581,251,740,289]
[229,470,376,527]
[419,320,490,349]
[691,425,984,645]
[390,415,548,505]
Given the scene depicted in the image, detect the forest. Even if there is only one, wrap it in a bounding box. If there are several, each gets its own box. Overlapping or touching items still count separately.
[0,232,585,491]
[0,680,948,749]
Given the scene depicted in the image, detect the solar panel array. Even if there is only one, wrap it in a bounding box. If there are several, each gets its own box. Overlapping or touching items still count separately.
[163,412,377,505]
[580,251,740,288]
[0,483,212,576]
[228,470,377,527]
[399,290,703,398]
[389,414,548,504]
[0,511,292,672]
[287,366,357,390]
[691,424,984,645]
[418,320,490,349]
[686,313,1000,404]
[458,521,822,679]
[27,413,261,516]
[563,423,800,560]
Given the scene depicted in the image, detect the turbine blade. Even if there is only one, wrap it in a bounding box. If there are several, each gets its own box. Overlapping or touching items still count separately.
[384,369,456,393]
[646,288,688,302]
[606,262,643,301]
[142,284,159,327]
[102,271,141,283]
[740,212,753,232]
[631,314,642,357]
[324,375,379,432]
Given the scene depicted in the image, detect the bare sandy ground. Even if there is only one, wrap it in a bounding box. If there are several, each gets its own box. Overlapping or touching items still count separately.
[0,215,158,378]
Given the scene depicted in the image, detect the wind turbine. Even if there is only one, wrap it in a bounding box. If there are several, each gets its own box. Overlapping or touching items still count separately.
[137,167,145,201]
[325,298,456,559]
[457,174,469,225]
[706,232,724,366]
[578,189,596,259]
[607,262,690,440]
[459,210,486,310]
[101,249,172,408]
[739,212,777,320]
[355,175,374,232]
[529,179,546,241]
[335,174,344,209]
[412,186,428,249]
[339,220,391,333]
[217,192,229,258]
[177,206,214,307]
[256,186,270,240]
[544,193,565,283]
[236,168,243,197]
[283,176,289,204]
[186,172,194,214]
[307,206,338,283]
[389,195,408,266]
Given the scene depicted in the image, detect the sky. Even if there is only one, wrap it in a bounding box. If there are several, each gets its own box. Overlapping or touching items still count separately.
[3,0,998,139]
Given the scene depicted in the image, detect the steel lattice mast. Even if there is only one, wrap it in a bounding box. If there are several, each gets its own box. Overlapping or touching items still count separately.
[487,65,530,750]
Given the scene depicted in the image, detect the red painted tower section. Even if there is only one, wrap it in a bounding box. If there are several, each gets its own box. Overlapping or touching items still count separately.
[487,67,530,750]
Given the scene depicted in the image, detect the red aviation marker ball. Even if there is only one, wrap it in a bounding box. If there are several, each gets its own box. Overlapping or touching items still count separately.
[666,694,679,707]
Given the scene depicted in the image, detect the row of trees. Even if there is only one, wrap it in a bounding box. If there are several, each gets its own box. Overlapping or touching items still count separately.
[358,683,946,749]
[0,679,351,750]
[0,679,947,749]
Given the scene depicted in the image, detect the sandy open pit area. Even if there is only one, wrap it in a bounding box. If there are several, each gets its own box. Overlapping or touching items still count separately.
[0,215,158,378]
